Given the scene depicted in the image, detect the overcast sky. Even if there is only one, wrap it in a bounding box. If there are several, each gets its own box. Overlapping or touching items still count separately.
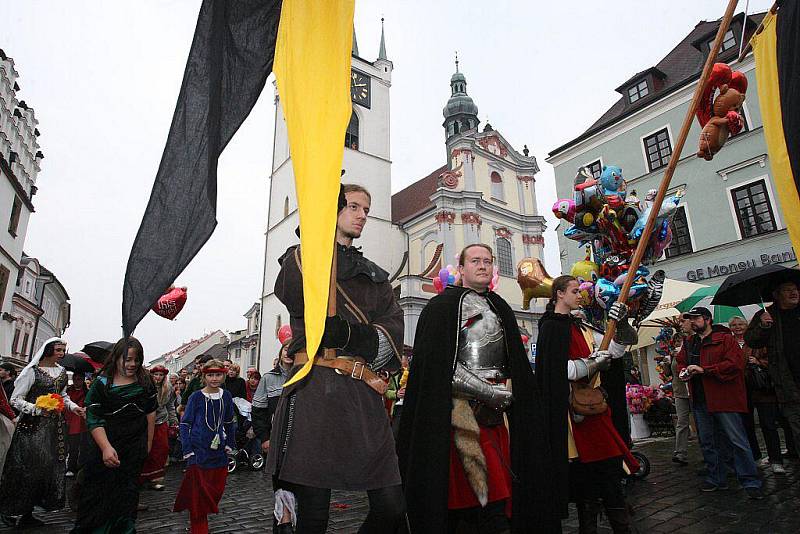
[1,0,772,360]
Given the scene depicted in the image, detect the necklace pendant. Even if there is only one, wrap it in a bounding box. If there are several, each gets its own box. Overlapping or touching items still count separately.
[210,433,220,450]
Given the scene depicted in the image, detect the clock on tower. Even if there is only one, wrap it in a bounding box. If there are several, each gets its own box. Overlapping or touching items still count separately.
[351,69,371,108]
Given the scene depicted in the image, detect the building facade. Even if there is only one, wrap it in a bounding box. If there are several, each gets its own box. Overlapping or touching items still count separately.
[0,49,44,358]
[257,27,546,370]
[546,12,787,385]
[150,330,228,376]
[227,303,260,370]
[547,12,790,283]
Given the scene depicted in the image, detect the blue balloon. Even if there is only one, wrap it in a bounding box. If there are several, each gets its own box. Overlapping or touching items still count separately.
[594,278,620,309]
[447,273,455,285]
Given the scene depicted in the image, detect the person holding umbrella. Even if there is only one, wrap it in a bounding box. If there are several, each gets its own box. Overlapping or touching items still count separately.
[744,279,800,462]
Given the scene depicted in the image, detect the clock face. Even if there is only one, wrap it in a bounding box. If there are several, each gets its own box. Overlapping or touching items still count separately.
[351,70,371,108]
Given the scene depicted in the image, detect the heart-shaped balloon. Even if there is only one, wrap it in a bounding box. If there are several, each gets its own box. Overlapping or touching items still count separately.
[277,324,293,345]
[152,287,187,320]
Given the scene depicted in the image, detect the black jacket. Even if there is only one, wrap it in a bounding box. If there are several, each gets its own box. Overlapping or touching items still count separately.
[396,286,559,533]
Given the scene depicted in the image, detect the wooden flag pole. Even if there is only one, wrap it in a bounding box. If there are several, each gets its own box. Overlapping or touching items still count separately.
[323,243,338,360]
[600,0,740,350]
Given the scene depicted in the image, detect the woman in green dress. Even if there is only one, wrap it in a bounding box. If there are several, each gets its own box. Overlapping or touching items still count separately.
[71,337,156,534]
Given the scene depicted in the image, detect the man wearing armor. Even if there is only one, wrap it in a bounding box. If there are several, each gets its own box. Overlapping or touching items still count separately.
[397,244,556,533]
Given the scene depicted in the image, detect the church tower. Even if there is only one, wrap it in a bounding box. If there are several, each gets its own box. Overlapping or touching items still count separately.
[442,56,480,141]
[258,23,402,369]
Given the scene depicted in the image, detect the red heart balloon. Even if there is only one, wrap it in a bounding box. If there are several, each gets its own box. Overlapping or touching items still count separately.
[277,324,293,345]
[152,287,187,320]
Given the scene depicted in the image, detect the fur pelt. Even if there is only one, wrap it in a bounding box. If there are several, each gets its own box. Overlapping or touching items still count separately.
[451,398,488,506]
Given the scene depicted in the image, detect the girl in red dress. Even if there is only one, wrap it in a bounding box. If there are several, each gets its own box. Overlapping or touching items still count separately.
[140,365,177,489]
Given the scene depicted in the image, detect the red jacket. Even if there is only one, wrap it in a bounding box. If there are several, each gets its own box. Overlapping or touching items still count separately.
[677,325,747,413]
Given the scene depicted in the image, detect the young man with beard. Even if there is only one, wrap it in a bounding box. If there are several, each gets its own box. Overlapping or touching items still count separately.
[397,244,554,534]
[266,184,405,534]
[677,307,763,499]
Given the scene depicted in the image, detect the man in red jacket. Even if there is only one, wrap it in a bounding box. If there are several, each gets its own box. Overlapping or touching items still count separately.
[677,307,763,499]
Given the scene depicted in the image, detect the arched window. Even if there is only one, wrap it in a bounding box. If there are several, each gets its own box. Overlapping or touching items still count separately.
[344,111,359,150]
[496,237,513,276]
[490,171,504,200]
[283,196,289,217]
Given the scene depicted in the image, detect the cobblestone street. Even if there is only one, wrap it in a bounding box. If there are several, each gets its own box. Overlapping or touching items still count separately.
[2,436,799,533]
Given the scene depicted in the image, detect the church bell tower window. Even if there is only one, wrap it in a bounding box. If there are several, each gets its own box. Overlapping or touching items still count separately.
[345,110,359,151]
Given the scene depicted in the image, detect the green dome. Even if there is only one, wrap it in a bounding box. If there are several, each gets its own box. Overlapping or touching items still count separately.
[443,94,478,119]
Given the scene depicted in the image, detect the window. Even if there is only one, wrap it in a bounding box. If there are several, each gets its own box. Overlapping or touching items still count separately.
[275,314,282,337]
[0,266,9,308]
[496,237,513,276]
[627,80,649,103]
[665,206,693,258]
[344,111,359,150]
[490,171,504,200]
[8,196,22,237]
[12,329,20,354]
[731,108,750,138]
[731,180,776,238]
[709,30,736,52]
[20,333,29,357]
[587,159,603,179]
[250,347,258,368]
[283,196,289,217]
[643,128,672,172]
[235,348,241,361]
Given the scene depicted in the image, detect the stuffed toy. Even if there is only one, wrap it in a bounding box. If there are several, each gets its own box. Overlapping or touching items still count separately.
[696,63,747,161]
[598,165,626,209]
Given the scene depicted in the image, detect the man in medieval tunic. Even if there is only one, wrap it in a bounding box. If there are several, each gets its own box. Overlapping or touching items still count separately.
[266,184,405,534]
[397,243,558,534]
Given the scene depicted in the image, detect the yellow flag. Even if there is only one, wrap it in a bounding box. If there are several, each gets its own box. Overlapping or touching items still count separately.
[273,0,354,387]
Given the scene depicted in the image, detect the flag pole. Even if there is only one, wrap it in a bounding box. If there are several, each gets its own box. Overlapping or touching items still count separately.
[736,0,780,63]
[600,0,740,350]
[323,244,338,360]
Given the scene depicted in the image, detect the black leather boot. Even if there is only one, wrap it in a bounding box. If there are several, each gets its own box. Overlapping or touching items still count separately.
[605,506,632,534]
[577,501,600,534]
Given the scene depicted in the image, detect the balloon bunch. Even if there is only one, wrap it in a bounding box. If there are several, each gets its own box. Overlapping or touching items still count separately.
[433,264,460,294]
[551,164,682,326]
[653,327,679,398]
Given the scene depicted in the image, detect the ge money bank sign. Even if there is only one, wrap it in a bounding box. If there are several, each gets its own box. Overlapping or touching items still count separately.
[685,248,797,282]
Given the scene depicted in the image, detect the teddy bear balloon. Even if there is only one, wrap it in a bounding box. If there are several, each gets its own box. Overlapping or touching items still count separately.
[696,63,748,161]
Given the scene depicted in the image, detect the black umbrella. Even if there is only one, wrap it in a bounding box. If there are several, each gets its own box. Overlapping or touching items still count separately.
[711,265,800,306]
[82,341,114,364]
[61,353,96,374]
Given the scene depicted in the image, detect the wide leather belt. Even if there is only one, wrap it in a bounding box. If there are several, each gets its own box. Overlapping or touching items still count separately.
[293,351,388,396]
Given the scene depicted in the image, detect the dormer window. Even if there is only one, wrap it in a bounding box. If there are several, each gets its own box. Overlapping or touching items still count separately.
[627,80,649,103]
[708,30,736,52]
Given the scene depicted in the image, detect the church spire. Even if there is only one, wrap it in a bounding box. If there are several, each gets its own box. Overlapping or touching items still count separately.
[378,17,388,60]
[352,25,359,56]
[442,56,479,140]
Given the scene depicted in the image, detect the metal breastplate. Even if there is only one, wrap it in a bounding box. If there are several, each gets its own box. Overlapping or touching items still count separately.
[457,292,507,380]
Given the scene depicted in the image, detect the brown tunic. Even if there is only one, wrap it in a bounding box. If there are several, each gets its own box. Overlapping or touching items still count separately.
[266,245,403,490]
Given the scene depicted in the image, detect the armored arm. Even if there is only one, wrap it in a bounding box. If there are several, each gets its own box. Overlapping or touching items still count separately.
[452,361,513,410]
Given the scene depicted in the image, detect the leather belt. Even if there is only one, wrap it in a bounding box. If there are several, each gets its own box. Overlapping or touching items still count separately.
[293,351,388,396]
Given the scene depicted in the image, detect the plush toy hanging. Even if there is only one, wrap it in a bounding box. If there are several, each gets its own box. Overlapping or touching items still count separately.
[152,286,188,320]
[696,63,747,161]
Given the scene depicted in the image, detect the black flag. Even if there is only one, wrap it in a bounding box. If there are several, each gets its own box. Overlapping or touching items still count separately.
[122,0,281,336]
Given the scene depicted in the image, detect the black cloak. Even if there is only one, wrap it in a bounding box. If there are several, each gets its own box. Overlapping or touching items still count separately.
[535,311,630,519]
[396,286,560,533]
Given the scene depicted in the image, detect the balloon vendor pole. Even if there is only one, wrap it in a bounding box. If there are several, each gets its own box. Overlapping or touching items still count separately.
[600,0,740,350]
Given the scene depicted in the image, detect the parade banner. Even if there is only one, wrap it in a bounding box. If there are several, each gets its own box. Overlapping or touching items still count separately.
[752,2,800,258]
[274,0,355,387]
[122,0,282,336]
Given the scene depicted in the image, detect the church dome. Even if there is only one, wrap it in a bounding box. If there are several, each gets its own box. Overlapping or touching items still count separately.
[443,93,479,119]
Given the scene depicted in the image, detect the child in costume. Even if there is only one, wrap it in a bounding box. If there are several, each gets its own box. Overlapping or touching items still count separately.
[173,359,236,534]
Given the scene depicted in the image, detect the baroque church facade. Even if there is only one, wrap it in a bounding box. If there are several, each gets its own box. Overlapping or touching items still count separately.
[258,28,546,368]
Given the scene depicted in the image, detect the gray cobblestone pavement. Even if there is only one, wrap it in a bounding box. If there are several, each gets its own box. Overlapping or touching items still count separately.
[1,436,799,532]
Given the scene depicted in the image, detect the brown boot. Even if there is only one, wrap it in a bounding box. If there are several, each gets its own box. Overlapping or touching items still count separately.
[604,506,632,534]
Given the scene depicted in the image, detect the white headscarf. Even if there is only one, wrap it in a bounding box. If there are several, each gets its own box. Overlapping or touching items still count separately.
[15,337,66,387]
